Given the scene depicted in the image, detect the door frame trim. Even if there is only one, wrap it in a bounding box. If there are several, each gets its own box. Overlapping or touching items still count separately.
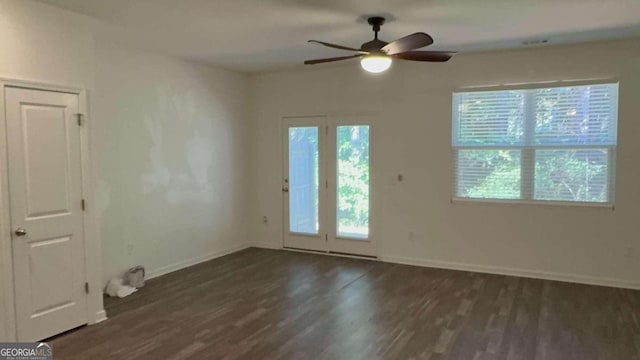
[0,78,105,341]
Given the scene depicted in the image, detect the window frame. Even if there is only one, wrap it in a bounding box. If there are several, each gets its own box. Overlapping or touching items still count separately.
[451,79,618,208]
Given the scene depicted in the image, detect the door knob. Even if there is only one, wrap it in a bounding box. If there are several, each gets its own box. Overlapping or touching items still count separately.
[14,228,27,237]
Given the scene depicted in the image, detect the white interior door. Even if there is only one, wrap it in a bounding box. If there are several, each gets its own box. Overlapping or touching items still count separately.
[283,116,375,257]
[283,117,327,252]
[5,87,88,341]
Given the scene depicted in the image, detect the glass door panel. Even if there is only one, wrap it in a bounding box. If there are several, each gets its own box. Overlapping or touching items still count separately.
[288,127,319,234]
[336,125,370,239]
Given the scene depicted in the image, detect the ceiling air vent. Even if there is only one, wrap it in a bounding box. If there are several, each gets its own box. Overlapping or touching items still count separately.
[522,39,549,46]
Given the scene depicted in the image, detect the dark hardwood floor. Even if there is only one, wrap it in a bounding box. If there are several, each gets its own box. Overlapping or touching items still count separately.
[50,248,640,359]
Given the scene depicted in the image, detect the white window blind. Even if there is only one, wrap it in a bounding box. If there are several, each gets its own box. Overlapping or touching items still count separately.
[452,83,618,204]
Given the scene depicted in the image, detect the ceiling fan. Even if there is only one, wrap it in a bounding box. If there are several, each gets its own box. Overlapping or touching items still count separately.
[305,16,455,73]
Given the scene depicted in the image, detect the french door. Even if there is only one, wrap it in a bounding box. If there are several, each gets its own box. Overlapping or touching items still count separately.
[283,116,375,257]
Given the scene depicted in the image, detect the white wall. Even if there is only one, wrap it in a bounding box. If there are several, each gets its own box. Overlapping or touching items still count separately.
[249,38,640,287]
[93,39,250,282]
[0,0,94,87]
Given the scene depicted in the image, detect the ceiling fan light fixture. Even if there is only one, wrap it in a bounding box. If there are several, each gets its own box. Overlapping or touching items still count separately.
[360,55,392,73]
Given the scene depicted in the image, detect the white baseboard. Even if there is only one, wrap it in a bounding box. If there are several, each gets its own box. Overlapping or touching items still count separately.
[379,255,640,290]
[146,244,249,280]
[92,310,107,324]
[247,241,281,250]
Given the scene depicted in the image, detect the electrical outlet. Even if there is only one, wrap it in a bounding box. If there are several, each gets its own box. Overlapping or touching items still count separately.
[408,231,415,241]
[263,216,268,224]
[126,243,135,256]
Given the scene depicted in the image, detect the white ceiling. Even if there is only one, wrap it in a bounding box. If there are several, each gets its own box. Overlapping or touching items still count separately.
[37,0,640,73]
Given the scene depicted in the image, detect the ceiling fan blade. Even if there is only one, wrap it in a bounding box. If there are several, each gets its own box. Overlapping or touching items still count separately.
[308,40,368,54]
[381,33,434,55]
[304,55,363,65]
[393,51,455,62]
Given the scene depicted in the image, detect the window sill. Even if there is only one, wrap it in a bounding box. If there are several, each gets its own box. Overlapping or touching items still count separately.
[451,197,614,210]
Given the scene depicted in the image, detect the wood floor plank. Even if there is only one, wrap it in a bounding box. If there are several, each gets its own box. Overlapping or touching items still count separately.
[48,248,640,360]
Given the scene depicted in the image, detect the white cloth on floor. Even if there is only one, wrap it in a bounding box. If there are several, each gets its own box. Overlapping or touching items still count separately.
[105,278,138,298]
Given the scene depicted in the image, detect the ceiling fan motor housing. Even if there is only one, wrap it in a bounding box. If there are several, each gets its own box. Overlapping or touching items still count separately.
[361,39,389,54]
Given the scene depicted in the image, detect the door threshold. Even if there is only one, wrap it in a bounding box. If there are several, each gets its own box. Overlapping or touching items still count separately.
[329,251,377,259]
[282,247,378,260]
[282,246,326,254]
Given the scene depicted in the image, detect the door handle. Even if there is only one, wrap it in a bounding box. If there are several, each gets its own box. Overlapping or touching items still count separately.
[282,187,289,193]
[14,228,27,237]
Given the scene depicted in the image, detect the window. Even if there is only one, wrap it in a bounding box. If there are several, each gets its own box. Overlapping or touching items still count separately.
[452,83,618,204]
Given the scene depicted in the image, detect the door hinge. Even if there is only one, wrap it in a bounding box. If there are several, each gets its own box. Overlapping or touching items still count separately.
[325,180,328,189]
[81,199,86,211]
[84,282,89,294]
[325,234,328,241]
[325,126,328,135]
[76,113,84,126]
